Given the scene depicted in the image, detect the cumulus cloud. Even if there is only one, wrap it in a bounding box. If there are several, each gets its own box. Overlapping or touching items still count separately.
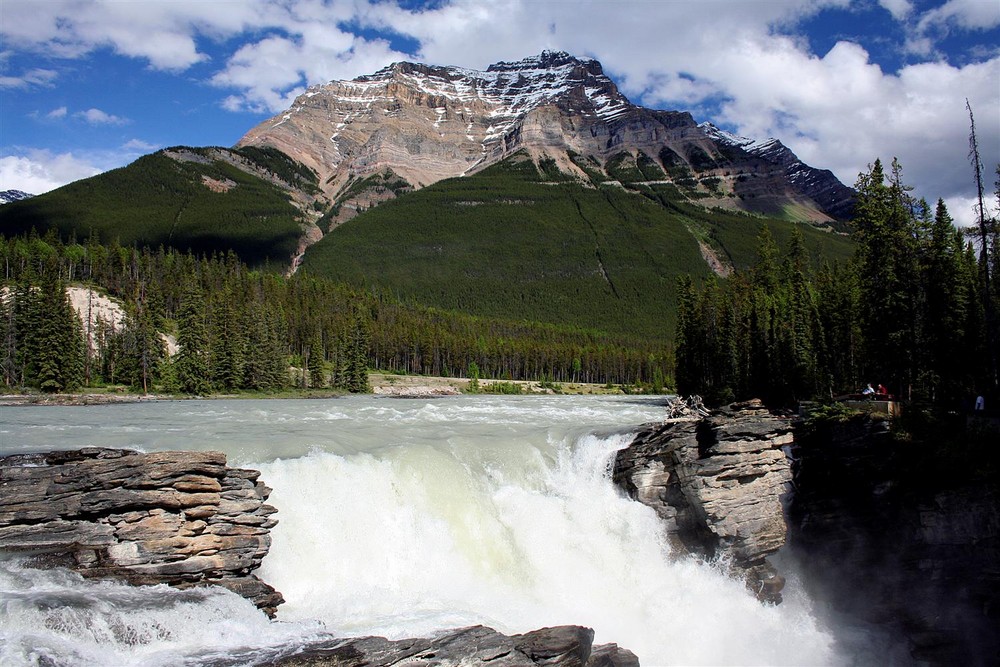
[74,108,128,125]
[121,139,159,152]
[1,0,997,211]
[879,0,914,21]
[0,150,104,194]
[47,106,68,119]
[0,137,159,194]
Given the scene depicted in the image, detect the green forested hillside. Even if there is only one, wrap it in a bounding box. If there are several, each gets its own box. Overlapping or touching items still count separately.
[0,148,310,268]
[1,234,671,392]
[301,154,854,339]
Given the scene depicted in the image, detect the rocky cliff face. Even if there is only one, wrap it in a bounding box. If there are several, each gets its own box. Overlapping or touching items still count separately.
[786,415,1000,665]
[0,447,283,616]
[238,50,853,226]
[615,404,1000,664]
[612,399,793,603]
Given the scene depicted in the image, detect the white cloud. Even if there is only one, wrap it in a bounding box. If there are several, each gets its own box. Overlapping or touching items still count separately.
[47,106,68,119]
[74,108,128,126]
[121,139,159,152]
[943,194,991,228]
[919,0,1000,31]
[0,150,104,194]
[879,0,914,21]
[2,0,997,212]
[0,0,218,69]
[0,67,58,88]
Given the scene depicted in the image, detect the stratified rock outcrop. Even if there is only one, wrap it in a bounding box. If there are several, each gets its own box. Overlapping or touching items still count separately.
[0,447,283,616]
[612,399,793,602]
[266,625,638,667]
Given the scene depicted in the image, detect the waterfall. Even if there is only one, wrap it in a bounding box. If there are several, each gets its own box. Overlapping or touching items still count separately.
[1,396,840,665]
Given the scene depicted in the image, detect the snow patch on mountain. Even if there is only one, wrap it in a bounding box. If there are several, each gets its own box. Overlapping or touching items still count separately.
[0,190,33,205]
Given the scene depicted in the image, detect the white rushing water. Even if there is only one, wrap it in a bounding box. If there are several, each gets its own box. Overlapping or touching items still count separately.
[1,395,840,665]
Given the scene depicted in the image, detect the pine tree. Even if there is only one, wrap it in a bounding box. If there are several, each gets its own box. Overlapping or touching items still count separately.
[211,291,245,391]
[116,299,165,392]
[32,271,85,392]
[852,158,921,398]
[174,283,212,394]
[308,330,326,389]
[917,200,968,400]
[344,310,371,393]
[815,262,862,396]
[674,275,699,396]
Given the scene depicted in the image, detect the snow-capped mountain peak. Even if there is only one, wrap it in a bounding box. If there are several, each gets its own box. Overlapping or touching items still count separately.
[0,190,33,205]
[237,52,853,223]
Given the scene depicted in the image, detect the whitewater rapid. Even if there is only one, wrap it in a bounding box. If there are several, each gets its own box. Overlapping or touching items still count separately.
[1,396,840,665]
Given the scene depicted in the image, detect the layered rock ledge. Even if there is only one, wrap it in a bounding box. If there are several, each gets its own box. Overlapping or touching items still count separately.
[0,447,283,616]
[263,625,637,667]
[612,399,793,602]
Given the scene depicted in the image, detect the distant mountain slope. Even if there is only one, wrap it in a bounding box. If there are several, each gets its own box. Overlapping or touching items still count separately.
[300,153,854,339]
[0,147,320,268]
[0,190,33,205]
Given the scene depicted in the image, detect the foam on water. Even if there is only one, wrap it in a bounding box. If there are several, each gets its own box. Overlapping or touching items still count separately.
[256,425,837,666]
[1,396,842,665]
[0,557,329,666]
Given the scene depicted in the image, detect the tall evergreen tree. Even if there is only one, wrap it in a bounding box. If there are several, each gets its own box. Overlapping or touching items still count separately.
[852,158,921,398]
[32,271,85,392]
[211,290,245,391]
[343,309,371,393]
[920,200,969,400]
[174,283,212,394]
[308,330,326,389]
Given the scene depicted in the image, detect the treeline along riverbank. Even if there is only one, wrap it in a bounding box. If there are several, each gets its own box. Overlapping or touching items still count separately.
[675,158,1000,410]
[0,231,673,394]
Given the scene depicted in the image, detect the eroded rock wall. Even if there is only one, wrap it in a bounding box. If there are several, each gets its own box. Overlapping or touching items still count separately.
[0,447,283,616]
[612,399,793,602]
[786,416,1000,665]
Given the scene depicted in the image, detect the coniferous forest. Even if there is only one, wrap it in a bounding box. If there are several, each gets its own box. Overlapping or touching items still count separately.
[2,156,997,405]
[675,159,1000,408]
[0,232,672,394]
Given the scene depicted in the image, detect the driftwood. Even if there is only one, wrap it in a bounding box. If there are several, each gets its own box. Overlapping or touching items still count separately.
[664,395,710,420]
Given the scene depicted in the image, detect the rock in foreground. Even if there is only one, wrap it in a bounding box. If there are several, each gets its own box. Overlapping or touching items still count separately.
[612,399,793,602]
[265,625,638,667]
[0,447,283,616]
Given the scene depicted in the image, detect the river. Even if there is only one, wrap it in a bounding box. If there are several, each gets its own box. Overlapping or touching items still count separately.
[1,395,840,665]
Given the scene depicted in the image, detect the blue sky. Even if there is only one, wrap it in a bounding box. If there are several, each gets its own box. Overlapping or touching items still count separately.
[2,0,998,225]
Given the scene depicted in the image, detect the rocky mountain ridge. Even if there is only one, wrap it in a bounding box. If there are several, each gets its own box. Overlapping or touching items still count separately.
[238,51,854,232]
[0,190,33,205]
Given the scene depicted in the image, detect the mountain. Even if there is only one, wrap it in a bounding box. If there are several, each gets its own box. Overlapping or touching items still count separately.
[0,51,856,338]
[238,50,854,235]
[0,147,316,268]
[0,190,33,205]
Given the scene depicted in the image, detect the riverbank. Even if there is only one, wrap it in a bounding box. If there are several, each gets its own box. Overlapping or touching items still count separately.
[0,374,627,406]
